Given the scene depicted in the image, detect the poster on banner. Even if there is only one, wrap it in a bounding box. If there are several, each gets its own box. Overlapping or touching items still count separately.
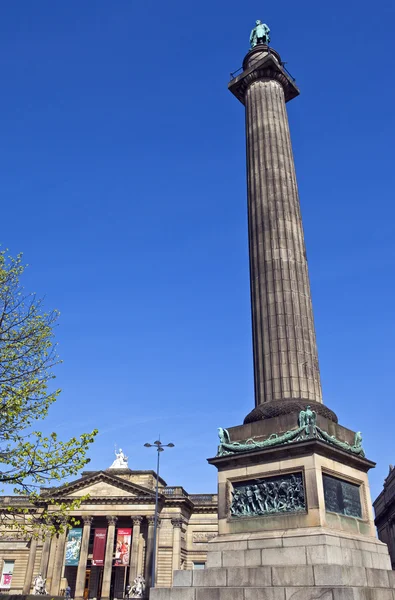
[0,560,14,589]
[114,528,131,566]
[65,528,83,566]
[92,528,107,566]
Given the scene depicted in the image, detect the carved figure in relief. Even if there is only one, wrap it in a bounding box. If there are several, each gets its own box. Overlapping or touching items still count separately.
[246,486,258,513]
[230,474,305,518]
[252,485,266,512]
[230,488,246,516]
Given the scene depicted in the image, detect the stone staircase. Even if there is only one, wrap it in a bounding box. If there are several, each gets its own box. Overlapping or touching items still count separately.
[150,531,395,599]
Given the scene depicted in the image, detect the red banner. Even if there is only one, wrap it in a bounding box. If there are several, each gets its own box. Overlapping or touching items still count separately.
[114,528,132,566]
[92,528,107,566]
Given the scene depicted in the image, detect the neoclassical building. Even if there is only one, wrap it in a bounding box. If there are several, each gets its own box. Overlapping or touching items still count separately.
[0,462,218,598]
[374,465,395,569]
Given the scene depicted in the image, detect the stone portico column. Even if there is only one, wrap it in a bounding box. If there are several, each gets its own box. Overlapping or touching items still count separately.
[74,516,93,600]
[128,516,143,585]
[144,516,155,588]
[50,520,68,595]
[22,537,38,594]
[101,516,117,600]
[171,519,183,581]
[45,535,58,590]
[40,536,51,578]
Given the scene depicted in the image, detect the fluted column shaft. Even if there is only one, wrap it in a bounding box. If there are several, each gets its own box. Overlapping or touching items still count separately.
[22,537,38,594]
[74,516,93,600]
[129,516,143,585]
[40,536,51,578]
[144,516,155,588]
[49,523,68,595]
[101,516,117,600]
[171,519,183,581]
[245,77,322,405]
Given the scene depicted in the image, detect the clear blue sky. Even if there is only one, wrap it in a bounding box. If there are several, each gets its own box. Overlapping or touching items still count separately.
[0,1,394,501]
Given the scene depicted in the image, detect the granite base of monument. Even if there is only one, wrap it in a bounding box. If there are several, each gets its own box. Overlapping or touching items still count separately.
[150,411,394,599]
[151,530,395,600]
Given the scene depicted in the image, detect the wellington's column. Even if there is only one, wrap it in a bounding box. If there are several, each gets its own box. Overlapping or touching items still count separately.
[229,44,322,416]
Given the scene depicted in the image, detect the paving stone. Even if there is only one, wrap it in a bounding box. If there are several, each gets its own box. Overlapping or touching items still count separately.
[272,565,314,587]
[285,588,333,600]
[227,566,271,587]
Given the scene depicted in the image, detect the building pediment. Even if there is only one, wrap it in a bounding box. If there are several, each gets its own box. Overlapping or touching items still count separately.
[43,470,157,501]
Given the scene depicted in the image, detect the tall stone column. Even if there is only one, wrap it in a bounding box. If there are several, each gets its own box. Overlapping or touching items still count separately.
[40,536,51,578]
[171,519,183,580]
[144,516,155,588]
[74,516,93,600]
[128,516,143,585]
[101,515,117,600]
[229,46,322,415]
[45,535,58,590]
[22,537,38,594]
[50,520,68,595]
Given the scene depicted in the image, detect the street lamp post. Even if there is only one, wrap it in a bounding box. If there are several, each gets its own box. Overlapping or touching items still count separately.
[144,438,174,588]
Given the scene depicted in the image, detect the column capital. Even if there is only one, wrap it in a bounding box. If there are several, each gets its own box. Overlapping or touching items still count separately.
[132,515,144,526]
[106,515,118,526]
[147,515,156,526]
[83,516,94,525]
[171,518,184,529]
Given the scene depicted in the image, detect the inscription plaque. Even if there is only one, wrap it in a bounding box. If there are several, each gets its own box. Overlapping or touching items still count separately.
[323,474,362,518]
[192,532,217,544]
[230,472,305,518]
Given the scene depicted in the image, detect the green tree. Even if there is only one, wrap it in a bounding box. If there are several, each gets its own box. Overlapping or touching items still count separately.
[0,251,97,535]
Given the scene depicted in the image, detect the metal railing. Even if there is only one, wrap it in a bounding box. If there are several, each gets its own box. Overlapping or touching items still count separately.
[189,494,218,504]
[229,47,296,83]
[163,488,217,504]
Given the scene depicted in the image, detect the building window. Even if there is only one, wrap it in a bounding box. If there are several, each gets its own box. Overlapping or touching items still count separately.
[193,562,206,570]
[0,560,15,589]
